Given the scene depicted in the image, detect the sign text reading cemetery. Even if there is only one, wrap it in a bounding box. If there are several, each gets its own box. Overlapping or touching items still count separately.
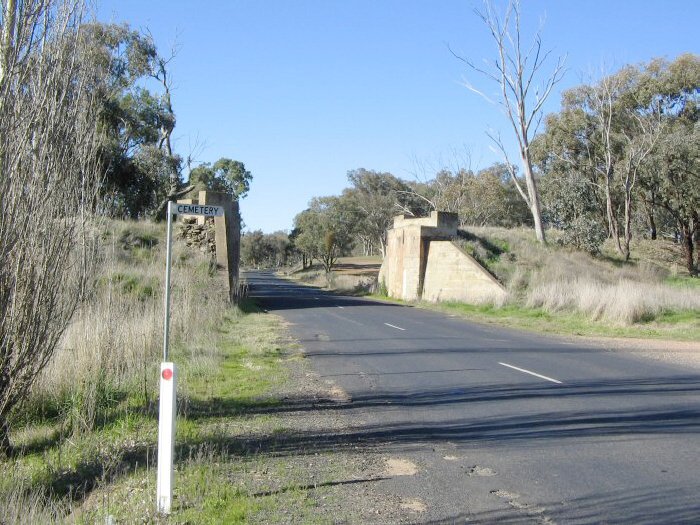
[174,203,224,217]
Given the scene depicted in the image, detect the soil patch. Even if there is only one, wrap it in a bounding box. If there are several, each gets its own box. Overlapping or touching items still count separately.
[384,458,418,477]
[573,336,700,369]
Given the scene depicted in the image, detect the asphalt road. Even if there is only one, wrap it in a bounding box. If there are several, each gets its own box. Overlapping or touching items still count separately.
[246,270,700,524]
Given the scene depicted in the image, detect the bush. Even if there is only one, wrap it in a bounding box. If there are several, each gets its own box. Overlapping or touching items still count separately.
[556,216,608,255]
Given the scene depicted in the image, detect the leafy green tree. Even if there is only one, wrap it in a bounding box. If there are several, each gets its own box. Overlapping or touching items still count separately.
[241,231,291,268]
[458,164,531,227]
[189,158,252,199]
[646,122,699,275]
[559,65,662,260]
[292,209,322,267]
[293,197,354,275]
[637,54,700,274]
[532,106,609,252]
[535,54,699,272]
[241,231,272,268]
[540,170,607,253]
[83,22,191,219]
[341,169,422,256]
[404,163,531,228]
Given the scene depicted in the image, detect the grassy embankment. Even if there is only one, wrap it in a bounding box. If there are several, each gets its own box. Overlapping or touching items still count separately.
[290,229,700,341]
[0,219,328,524]
[446,227,700,341]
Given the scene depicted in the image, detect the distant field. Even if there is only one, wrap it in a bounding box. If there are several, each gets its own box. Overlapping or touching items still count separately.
[331,256,382,274]
[286,256,381,292]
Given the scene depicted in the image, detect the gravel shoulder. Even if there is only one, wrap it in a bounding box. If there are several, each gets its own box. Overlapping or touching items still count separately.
[255,337,426,524]
[566,335,700,370]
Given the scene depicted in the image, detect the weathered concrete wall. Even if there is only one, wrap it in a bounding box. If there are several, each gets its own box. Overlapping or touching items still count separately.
[197,191,240,286]
[380,224,424,300]
[422,241,506,303]
[177,191,240,301]
[379,211,506,304]
[392,212,458,236]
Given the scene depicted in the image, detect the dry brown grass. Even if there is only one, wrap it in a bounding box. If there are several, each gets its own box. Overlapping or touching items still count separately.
[525,254,700,324]
[1,218,234,522]
[27,219,229,432]
[464,227,700,325]
[0,483,65,525]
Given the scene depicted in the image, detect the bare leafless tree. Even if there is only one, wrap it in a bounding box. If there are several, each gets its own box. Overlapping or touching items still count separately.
[0,0,105,454]
[453,0,566,243]
[149,40,195,219]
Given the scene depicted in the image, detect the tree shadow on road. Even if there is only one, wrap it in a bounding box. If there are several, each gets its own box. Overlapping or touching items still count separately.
[23,372,700,519]
[418,484,700,524]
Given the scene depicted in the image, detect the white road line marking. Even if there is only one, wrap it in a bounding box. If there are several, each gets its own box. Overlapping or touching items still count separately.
[314,297,319,300]
[498,362,562,384]
[336,306,345,309]
[384,323,405,331]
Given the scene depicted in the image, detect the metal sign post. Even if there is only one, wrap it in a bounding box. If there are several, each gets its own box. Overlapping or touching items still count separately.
[157,201,224,515]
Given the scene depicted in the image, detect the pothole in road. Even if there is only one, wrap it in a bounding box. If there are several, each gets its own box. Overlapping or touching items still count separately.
[491,489,519,500]
[326,383,351,403]
[400,498,427,513]
[490,489,553,523]
[384,458,418,476]
[468,465,496,477]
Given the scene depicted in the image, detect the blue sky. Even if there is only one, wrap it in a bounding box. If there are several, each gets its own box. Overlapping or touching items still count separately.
[98,1,698,232]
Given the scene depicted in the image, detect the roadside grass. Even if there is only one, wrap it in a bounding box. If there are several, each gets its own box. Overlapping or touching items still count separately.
[432,227,700,338]
[664,275,700,289]
[69,305,323,524]
[1,295,316,523]
[1,218,346,524]
[430,301,700,341]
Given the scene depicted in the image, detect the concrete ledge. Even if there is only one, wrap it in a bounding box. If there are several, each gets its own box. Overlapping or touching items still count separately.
[422,241,506,304]
[379,212,506,304]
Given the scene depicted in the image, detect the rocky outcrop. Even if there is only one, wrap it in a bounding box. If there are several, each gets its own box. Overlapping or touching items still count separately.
[178,217,216,255]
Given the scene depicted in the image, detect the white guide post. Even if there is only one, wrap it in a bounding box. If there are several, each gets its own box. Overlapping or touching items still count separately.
[156,362,177,513]
[157,201,175,514]
[156,200,223,514]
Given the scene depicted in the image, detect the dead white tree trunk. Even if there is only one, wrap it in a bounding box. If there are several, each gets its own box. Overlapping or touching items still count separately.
[454,0,566,243]
[150,49,194,220]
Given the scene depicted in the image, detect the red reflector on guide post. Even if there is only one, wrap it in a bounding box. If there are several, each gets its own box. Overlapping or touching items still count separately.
[162,368,173,380]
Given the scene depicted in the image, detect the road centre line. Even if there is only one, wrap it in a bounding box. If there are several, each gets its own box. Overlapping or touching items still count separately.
[384,323,406,331]
[498,362,562,384]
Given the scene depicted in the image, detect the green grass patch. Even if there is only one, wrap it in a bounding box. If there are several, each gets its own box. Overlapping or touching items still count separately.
[98,271,157,300]
[366,293,699,341]
[2,302,294,522]
[664,275,700,288]
[430,301,700,341]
